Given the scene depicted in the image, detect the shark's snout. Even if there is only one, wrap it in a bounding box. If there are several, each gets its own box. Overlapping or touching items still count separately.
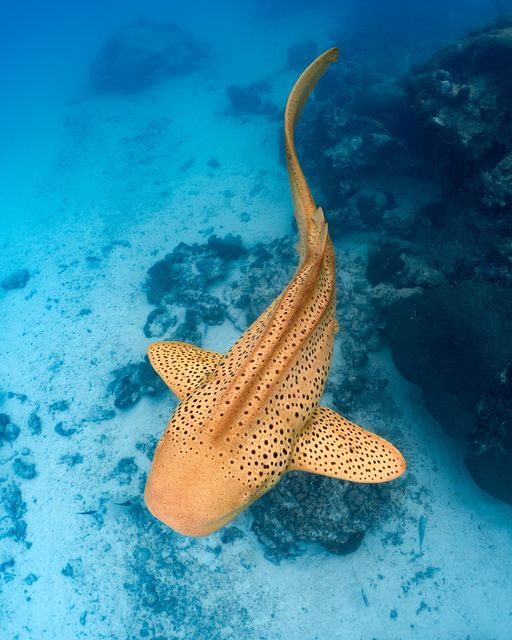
[144,467,242,537]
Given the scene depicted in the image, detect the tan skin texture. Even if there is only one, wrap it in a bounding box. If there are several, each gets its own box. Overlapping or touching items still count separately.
[144,48,407,537]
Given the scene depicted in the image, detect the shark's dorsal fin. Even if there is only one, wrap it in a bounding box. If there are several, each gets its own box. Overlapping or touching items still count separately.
[147,341,223,400]
[288,406,406,482]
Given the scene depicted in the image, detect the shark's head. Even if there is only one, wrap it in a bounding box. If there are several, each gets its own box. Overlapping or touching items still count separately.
[144,473,244,536]
[143,410,255,536]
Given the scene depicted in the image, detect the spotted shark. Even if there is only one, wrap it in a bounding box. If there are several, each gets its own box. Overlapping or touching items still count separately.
[144,47,406,536]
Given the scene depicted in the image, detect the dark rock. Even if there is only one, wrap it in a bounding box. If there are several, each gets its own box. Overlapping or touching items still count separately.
[171,309,203,346]
[112,457,139,485]
[287,41,318,70]
[109,357,167,409]
[367,243,405,286]
[194,294,225,326]
[220,526,244,544]
[49,400,69,412]
[224,236,296,327]
[1,269,30,290]
[0,479,27,543]
[144,235,246,330]
[90,20,206,94]
[28,412,42,435]
[404,17,512,209]
[145,240,227,306]
[465,366,512,504]
[13,458,38,480]
[250,472,399,562]
[54,422,76,437]
[296,105,404,221]
[207,234,246,260]
[385,281,512,438]
[423,389,477,439]
[0,414,20,446]
[143,307,177,338]
[225,81,278,117]
[146,249,195,306]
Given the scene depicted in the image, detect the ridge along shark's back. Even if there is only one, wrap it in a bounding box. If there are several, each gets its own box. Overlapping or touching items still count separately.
[143,48,406,537]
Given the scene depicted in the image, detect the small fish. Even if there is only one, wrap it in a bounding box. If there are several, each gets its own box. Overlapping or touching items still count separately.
[77,510,98,516]
[361,589,369,607]
[418,515,427,554]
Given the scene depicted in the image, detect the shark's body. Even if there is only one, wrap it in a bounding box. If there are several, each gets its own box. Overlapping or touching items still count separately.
[144,48,406,536]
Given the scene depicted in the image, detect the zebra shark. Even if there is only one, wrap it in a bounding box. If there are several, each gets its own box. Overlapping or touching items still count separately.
[144,47,406,536]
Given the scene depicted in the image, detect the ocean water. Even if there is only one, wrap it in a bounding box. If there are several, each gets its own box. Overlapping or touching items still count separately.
[1,1,512,638]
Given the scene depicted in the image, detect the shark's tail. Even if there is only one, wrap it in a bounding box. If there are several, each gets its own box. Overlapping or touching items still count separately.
[284,47,339,261]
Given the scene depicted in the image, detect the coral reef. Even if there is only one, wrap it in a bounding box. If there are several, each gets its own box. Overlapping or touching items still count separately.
[251,471,400,562]
[0,478,28,545]
[385,282,512,440]
[90,19,206,94]
[283,17,512,504]
[144,234,246,333]
[224,236,295,328]
[225,80,278,118]
[403,15,512,211]
[0,413,20,446]
[295,102,409,234]
[108,358,167,409]
[466,365,512,504]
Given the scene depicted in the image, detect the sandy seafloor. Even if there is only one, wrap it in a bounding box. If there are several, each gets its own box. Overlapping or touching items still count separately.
[1,3,512,639]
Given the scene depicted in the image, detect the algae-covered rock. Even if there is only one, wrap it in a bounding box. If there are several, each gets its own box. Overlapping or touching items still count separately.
[250,471,399,562]
[91,19,206,94]
[109,357,167,409]
[404,16,512,210]
[385,281,512,438]
[465,366,512,504]
[225,81,278,117]
[1,269,30,290]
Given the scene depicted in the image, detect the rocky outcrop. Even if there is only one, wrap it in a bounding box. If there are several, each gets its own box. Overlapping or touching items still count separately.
[225,80,278,118]
[91,19,206,94]
[109,358,167,409]
[465,366,512,504]
[404,16,512,212]
[385,281,512,439]
[251,471,401,562]
[1,269,30,290]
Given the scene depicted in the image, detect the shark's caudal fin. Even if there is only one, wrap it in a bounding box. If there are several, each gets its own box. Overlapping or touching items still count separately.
[147,341,223,400]
[288,406,406,483]
[284,47,339,260]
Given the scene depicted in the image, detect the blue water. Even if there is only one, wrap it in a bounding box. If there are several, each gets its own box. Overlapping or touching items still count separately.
[1,1,512,638]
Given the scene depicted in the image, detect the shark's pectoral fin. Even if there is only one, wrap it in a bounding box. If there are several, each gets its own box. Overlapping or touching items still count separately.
[147,341,223,400]
[288,406,406,483]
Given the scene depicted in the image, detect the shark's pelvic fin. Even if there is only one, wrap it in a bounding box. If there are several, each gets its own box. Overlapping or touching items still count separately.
[147,341,223,400]
[288,406,406,483]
